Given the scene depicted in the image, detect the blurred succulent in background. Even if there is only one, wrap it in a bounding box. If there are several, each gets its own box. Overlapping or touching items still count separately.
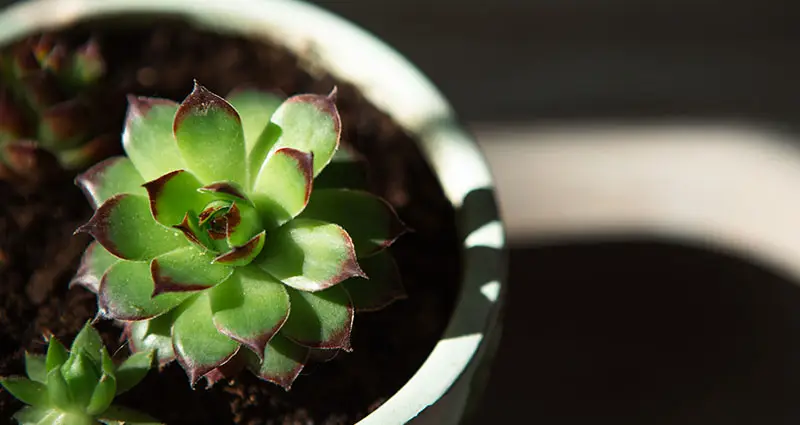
[0,35,112,182]
[0,323,160,425]
[72,82,407,389]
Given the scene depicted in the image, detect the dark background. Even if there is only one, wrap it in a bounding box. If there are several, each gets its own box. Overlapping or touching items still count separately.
[6,0,800,423]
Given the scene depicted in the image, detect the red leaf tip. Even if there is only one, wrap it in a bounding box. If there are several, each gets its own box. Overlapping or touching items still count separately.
[174,81,240,133]
[126,95,177,122]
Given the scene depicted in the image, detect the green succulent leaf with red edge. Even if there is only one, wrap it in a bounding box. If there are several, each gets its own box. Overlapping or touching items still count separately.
[0,34,112,182]
[0,322,160,425]
[74,82,407,390]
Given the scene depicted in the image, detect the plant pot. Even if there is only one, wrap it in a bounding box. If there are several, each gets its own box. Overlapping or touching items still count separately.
[0,0,506,424]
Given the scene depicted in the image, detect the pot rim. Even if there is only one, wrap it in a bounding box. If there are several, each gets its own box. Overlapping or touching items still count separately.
[0,1,507,424]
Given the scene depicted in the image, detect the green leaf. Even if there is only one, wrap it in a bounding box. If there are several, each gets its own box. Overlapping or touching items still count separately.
[172,211,215,251]
[151,246,233,296]
[300,189,407,258]
[69,38,105,87]
[249,334,308,390]
[143,170,212,227]
[0,376,48,406]
[210,267,289,359]
[57,134,116,171]
[97,405,162,425]
[113,351,153,395]
[76,194,187,261]
[212,231,266,267]
[37,100,90,148]
[100,349,115,378]
[256,218,364,292]
[172,292,240,385]
[85,374,116,416]
[174,82,246,186]
[225,202,263,248]
[342,250,406,312]
[61,351,100,409]
[45,337,69,374]
[226,88,283,154]
[71,323,104,363]
[70,242,120,294]
[247,122,281,186]
[265,91,341,177]
[312,147,369,191]
[46,367,73,412]
[12,406,59,425]
[122,96,185,181]
[99,260,192,320]
[251,148,313,230]
[125,313,175,366]
[24,353,47,383]
[76,157,147,209]
[0,90,26,143]
[280,285,353,350]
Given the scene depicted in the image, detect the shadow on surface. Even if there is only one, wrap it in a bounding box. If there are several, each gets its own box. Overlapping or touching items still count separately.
[475,241,800,425]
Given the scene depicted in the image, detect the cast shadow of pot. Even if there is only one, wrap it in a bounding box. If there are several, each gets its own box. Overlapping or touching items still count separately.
[477,240,800,425]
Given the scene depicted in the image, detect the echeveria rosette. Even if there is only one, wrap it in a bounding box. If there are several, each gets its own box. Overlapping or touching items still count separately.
[73,82,407,390]
[0,35,110,182]
[0,323,160,425]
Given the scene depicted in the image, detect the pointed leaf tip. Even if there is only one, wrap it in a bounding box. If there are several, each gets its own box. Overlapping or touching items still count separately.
[174,81,241,129]
[71,322,104,362]
[76,194,186,261]
[70,241,119,294]
[327,86,338,102]
[174,81,246,186]
[280,285,354,350]
[248,334,309,390]
[126,95,178,121]
[285,92,340,137]
[172,293,240,386]
[75,156,146,209]
[122,95,185,181]
[343,250,407,312]
[99,260,192,321]
[264,91,341,178]
[256,219,365,292]
[300,189,407,258]
[210,268,289,361]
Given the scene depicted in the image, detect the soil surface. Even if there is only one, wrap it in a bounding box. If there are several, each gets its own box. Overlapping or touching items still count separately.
[0,19,460,425]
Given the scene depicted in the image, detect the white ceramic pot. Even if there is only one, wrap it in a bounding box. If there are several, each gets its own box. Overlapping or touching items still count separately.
[0,1,507,424]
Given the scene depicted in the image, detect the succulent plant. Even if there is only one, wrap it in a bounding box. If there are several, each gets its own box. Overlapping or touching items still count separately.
[72,82,407,389]
[0,323,160,425]
[0,35,111,181]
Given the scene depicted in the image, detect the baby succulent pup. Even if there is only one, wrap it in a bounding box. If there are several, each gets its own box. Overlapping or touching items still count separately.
[72,82,407,389]
[0,35,110,182]
[0,323,159,425]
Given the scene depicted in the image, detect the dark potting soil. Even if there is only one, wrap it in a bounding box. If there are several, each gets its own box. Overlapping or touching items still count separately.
[0,19,460,425]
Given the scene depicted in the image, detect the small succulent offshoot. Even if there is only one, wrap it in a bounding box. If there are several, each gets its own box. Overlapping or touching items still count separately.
[0,323,160,425]
[72,82,407,389]
[0,35,109,181]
